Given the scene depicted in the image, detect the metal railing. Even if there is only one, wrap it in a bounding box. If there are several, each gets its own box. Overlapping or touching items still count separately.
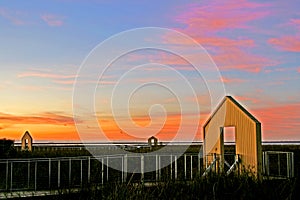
[263,151,294,178]
[0,153,202,192]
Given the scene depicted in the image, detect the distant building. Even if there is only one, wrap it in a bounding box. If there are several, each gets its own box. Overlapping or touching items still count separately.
[148,136,158,147]
[21,131,33,151]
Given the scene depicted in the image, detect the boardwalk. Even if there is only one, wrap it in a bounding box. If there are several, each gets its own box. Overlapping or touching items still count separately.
[0,153,201,197]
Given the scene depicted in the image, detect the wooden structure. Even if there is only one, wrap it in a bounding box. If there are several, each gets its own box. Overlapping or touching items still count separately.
[21,131,33,151]
[203,96,262,177]
[148,136,158,147]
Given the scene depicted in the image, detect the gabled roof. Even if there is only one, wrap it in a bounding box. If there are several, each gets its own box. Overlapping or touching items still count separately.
[21,131,32,140]
[203,96,260,128]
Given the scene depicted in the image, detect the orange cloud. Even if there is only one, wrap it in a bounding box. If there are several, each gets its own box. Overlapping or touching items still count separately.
[0,112,75,126]
[18,71,77,86]
[18,72,76,79]
[0,112,79,141]
[221,77,246,84]
[98,113,205,141]
[268,36,300,52]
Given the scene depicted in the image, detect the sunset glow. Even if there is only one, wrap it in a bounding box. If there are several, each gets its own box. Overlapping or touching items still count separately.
[0,0,299,142]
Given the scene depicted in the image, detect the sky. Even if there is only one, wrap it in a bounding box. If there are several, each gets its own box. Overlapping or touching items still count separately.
[0,0,300,142]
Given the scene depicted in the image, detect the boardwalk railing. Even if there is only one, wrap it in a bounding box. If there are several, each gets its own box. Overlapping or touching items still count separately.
[263,151,294,178]
[0,153,202,192]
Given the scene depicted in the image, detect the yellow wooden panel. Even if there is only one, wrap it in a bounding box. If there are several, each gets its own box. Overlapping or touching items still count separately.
[203,96,262,177]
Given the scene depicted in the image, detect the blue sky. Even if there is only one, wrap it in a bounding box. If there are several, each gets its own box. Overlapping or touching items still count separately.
[0,0,300,141]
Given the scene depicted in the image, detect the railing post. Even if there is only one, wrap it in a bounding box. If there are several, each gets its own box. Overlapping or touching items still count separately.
[184,154,187,180]
[124,154,127,182]
[106,157,109,182]
[266,153,269,176]
[88,157,91,184]
[174,155,177,180]
[102,158,104,184]
[262,152,265,175]
[80,159,83,187]
[198,153,201,174]
[278,154,281,176]
[291,152,294,178]
[6,160,8,191]
[69,158,72,187]
[190,155,193,180]
[170,155,172,179]
[49,158,51,189]
[28,160,30,189]
[10,162,13,191]
[141,154,144,181]
[237,154,240,175]
[158,155,161,180]
[58,160,61,188]
[34,161,37,191]
[156,154,159,181]
[213,153,217,172]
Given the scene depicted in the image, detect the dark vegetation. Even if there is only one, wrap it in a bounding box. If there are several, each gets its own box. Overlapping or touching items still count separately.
[1,144,300,199]
[15,173,297,200]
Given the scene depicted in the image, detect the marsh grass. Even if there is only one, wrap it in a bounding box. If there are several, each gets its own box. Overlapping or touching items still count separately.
[46,172,296,200]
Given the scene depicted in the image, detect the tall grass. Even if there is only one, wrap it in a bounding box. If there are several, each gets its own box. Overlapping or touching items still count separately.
[49,173,297,200]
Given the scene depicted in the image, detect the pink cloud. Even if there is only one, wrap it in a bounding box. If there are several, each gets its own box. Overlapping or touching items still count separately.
[175,0,270,33]
[41,14,64,26]
[289,18,300,31]
[0,7,27,25]
[268,36,300,52]
[212,48,278,73]
[252,103,300,141]
[235,95,260,104]
[167,0,277,73]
